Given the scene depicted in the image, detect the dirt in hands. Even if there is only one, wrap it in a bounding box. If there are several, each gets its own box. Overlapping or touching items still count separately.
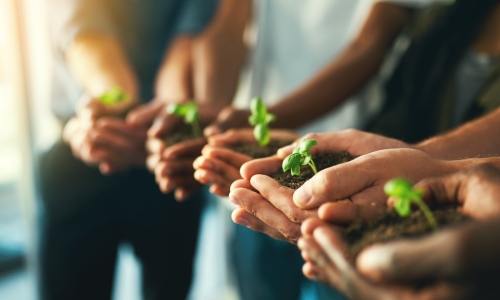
[164,123,204,146]
[228,139,294,159]
[271,151,354,190]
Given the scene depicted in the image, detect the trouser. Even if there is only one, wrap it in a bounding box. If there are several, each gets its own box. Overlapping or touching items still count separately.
[37,141,202,300]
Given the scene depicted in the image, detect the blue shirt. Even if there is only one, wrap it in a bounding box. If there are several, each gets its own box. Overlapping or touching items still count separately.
[48,0,218,121]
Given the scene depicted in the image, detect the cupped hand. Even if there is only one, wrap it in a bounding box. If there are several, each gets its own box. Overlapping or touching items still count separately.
[296,148,457,224]
[64,95,148,174]
[229,172,318,244]
[298,218,487,300]
[277,129,410,159]
[411,164,500,219]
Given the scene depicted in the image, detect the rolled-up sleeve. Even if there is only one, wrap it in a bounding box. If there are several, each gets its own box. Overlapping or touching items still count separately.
[174,0,220,35]
[46,0,116,54]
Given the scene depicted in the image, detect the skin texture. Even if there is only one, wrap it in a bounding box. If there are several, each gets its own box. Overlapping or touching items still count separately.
[63,33,164,174]
[193,128,298,196]
[298,165,500,300]
[230,147,460,244]
[144,0,251,201]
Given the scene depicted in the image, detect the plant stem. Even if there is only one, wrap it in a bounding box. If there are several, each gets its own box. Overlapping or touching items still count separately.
[415,199,438,230]
[192,120,201,138]
[308,160,318,174]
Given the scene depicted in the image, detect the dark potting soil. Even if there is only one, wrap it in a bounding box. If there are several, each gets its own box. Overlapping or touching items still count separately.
[228,139,294,159]
[271,151,354,190]
[343,207,471,261]
[164,123,204,146]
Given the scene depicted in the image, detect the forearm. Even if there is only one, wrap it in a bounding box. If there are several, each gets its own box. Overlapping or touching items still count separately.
[66,33,138,100]
[192,0,251,108]
[269,3,410,128]
[415,108,500,159]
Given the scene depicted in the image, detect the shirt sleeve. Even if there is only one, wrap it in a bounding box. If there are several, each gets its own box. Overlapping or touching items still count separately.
[46,0,116,54]
[174,0,220,35]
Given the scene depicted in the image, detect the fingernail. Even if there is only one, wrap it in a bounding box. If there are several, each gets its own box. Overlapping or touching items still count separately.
[294,183,312,207]
[234,216,248,226]
[230,195,241,206]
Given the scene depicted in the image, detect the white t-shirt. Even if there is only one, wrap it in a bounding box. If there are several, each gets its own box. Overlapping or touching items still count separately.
[234,0,448,134]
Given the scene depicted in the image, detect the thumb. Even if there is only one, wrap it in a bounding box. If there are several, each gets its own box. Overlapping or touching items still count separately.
[147,112,181,138]
[356,230,460,284]
[204,107,249,138]
[126,100,164,127]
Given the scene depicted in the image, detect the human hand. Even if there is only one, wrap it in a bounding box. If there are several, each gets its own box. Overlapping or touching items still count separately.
[277,129,409,159]
[410,164,500,220]
[63,95,148,174]
[297,218,498,300]
[194,129,298,196]
[295,148,457,224]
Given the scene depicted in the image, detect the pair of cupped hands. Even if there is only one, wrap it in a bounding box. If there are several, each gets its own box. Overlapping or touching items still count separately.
[196,128,500,299]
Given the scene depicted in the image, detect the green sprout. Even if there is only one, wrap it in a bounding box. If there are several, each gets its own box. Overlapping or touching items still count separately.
[248,97,276,146]
[98,86,128,106]
[167,101,201,137]
[384,178,438,230]
[282,139,318,176]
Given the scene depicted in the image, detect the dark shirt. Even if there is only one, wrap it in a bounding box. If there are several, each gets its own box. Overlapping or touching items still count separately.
[47,0,218,121]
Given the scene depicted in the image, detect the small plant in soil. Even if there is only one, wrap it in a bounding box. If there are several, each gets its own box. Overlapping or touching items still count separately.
[98,86,128,106]
[282,139,318,176]
[248,97,276,146]
[384,178,438,230]
[168,101,201,138]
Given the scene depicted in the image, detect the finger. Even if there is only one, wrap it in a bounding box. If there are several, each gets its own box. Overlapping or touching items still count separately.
[277,144,297,159]
[146,138,166,155]
[78,99,108,120]
[148,112,182,138]
[356,229,460,284]
[318,200,386,225]
[87,128,137,150]
[174,183,202,202]
[230,187,302,243]
[240,156,282,180]
[298,237,329,268]
[146,154,160,173]
[251,174,317,222]
[193,155,242,183]
[96,118,147,139]
[157,175,198,194]
[162,138,206,159]
[157,160,196,177]
[201,146,251,169]
[204,107,250,137]
[301,218,329,238]
[207,129,256,147]
[126,100,164,127]
[231,208,288,241]
[209,184,230,197]
[293,159,373,209]
[230,179,257,192]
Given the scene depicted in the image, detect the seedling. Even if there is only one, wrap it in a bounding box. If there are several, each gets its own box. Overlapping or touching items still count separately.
[98,86,128,106]
[167,101,201,137]
[282,139,318,176]
[384,178,438,230]
[248,97,276,146]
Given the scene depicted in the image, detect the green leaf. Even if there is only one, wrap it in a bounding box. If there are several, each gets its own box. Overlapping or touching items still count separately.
[185,108,199,124]
[98,86,128,106]
[394,197,411,217]
[384,178,413,198]
[291,165,301,176]
[298,139,318,153]
[282,153,302,172]
[167,103,187,116]
[248,115,259,126]
[254,123,270,146]
[250,97,266,124]
[265,113,276,124]
[302,155,311,166]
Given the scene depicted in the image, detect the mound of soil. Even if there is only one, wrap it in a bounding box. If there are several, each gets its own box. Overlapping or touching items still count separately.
[271,151,354,190]
[164,123,204,146]
[228,139,294,159]
[343,207,471,261]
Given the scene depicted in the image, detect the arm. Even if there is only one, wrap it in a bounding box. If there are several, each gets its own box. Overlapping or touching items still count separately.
[268,3,411,128]
[415,107,500,159]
